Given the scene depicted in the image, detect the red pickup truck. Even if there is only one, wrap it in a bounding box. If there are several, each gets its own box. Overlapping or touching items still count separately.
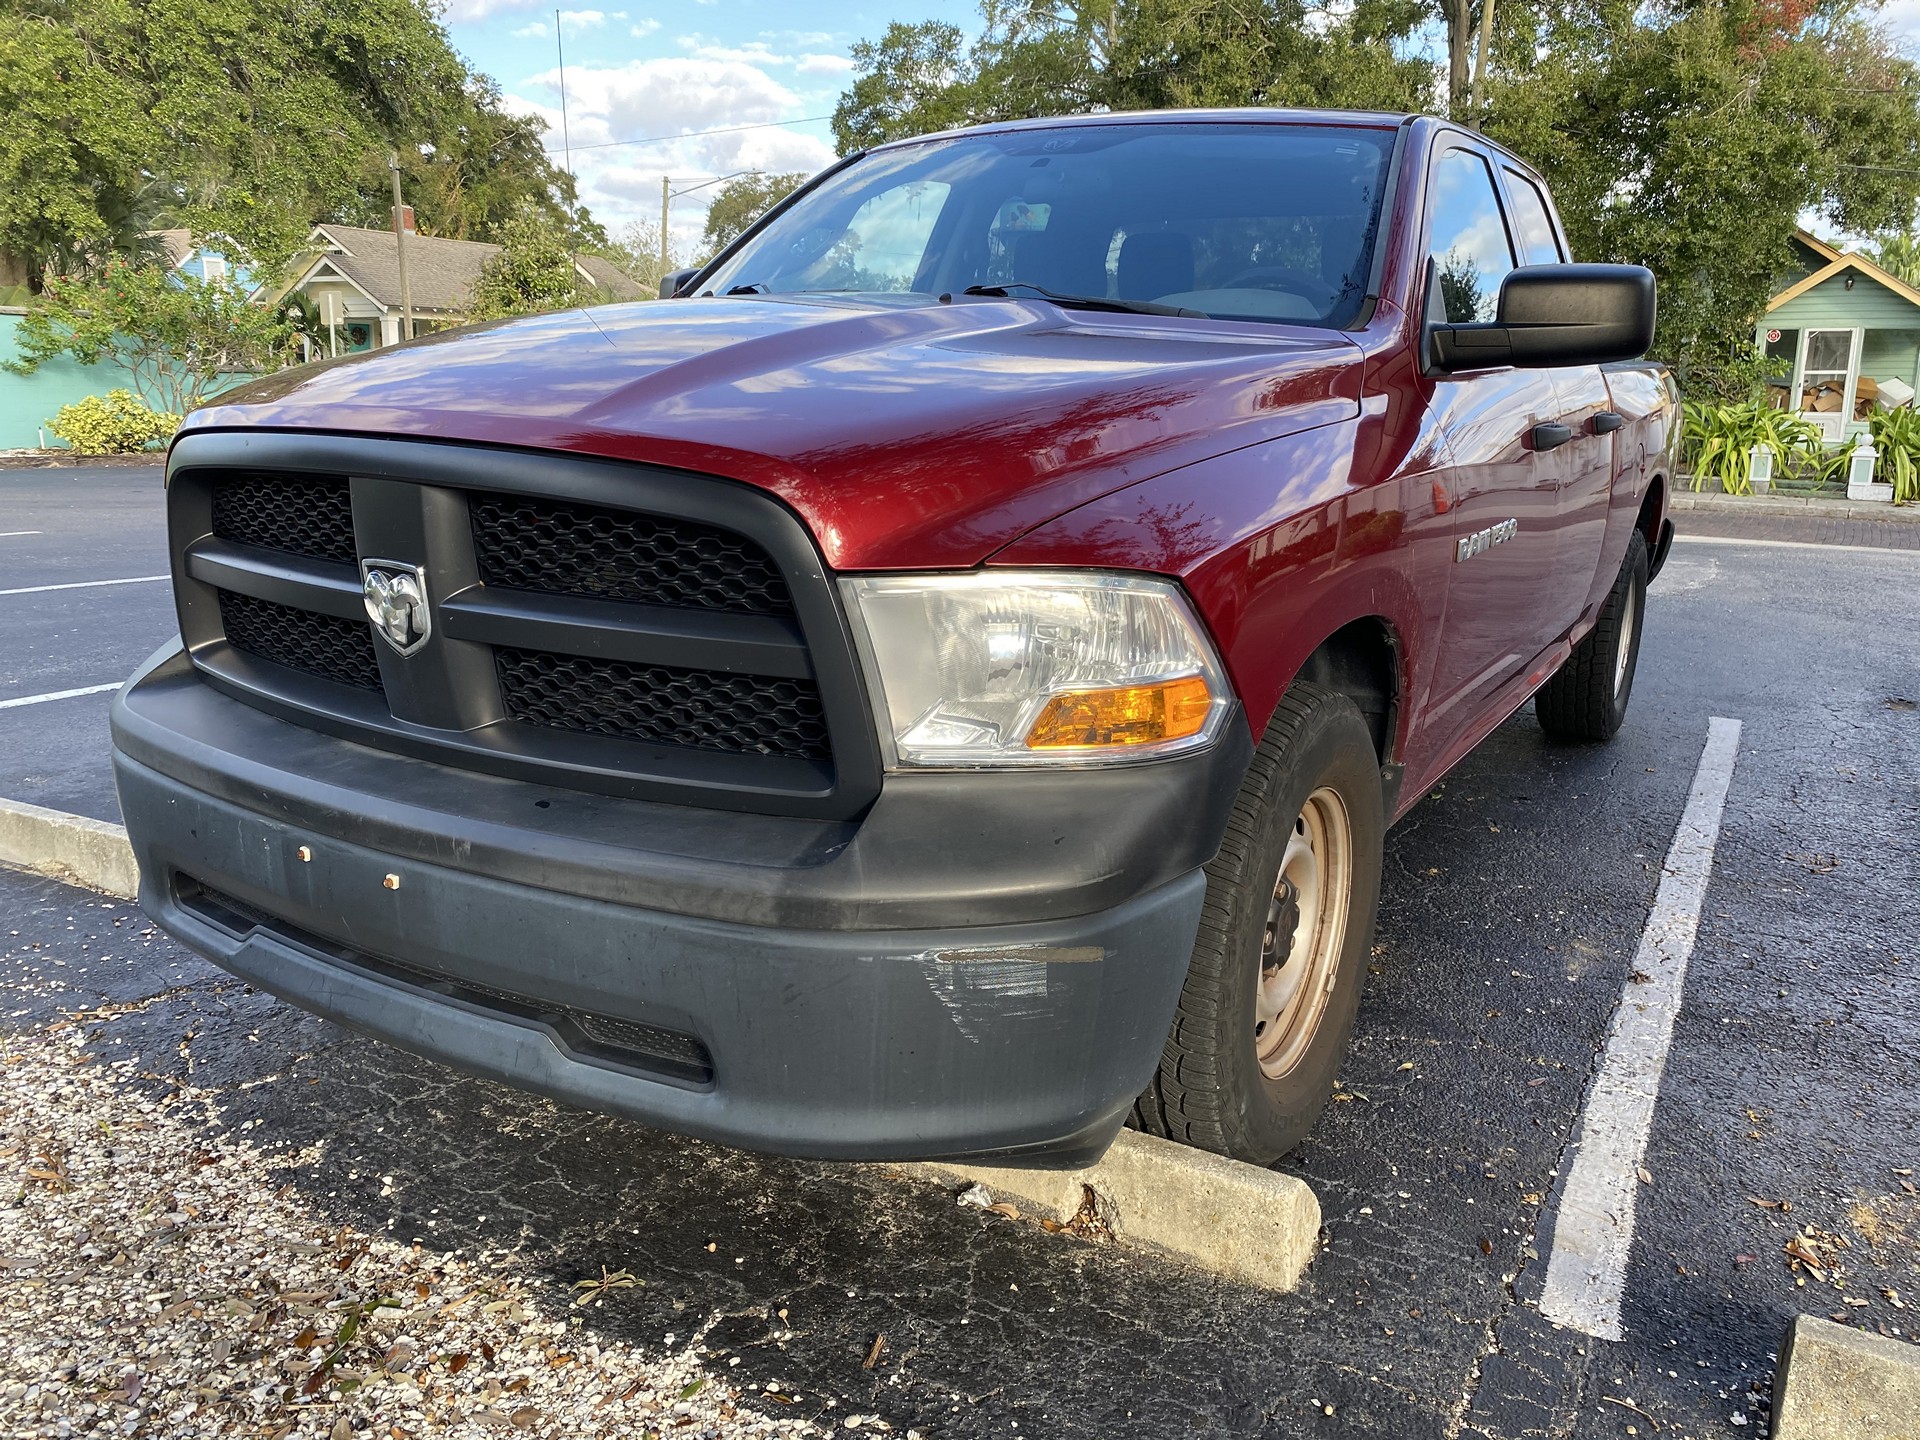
[112,110,1676,1168]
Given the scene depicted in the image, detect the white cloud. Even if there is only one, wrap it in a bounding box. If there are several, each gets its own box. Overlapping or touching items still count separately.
[505,57,837,250]
[677,36,793,66]
[795,53,855,76]
[671,34,857,76]
[511,20,549,39]
[438,0,544,20]
[631,18,660,37]
[558,9,607,26]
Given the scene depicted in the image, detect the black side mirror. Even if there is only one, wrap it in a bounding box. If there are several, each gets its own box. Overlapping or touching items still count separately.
[1428,263,1656,373]
[657,267,698,299]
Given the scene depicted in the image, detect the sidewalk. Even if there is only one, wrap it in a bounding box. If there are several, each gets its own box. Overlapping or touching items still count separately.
[1671,488,1920,523]
[0,451,164,469]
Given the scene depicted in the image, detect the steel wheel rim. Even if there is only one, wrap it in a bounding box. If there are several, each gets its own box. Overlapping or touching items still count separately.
[1614,581,1638,700]
[1254,786,1353,1080]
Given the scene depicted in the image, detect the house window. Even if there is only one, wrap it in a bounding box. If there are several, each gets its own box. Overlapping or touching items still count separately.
[201,254,227,282]
[1798,328,1855,421]
[1764,328,1799,409]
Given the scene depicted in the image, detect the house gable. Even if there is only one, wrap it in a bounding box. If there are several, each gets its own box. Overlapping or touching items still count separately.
[1769,265,1920,331]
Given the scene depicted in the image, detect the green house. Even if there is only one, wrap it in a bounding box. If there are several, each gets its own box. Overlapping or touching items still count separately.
[1759,230,1920,445]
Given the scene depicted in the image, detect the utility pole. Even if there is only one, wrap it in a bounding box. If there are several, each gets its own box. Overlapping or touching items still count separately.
[659,176,671,297]
[388,151,414,341]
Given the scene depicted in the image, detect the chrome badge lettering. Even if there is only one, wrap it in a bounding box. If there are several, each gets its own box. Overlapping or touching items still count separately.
[361,559,431,656]
[1457,519,1518,564]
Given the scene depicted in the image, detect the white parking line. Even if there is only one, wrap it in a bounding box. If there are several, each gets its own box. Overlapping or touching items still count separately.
[1676,534,1920,558]
[0,574,169,597]
[0,530,44,538]
[0,682,122,711]
[1537,716,1743,1342]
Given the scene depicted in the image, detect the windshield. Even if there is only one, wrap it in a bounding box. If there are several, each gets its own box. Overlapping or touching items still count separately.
[699,122,1396,329]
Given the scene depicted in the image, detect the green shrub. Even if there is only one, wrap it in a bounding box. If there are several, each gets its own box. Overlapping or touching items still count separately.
[47,389,179,454]
[1867,406,1920,505]
[1681,400,1824,495]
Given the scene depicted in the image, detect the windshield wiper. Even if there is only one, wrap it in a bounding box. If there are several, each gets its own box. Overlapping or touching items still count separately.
[961,282,1203,318]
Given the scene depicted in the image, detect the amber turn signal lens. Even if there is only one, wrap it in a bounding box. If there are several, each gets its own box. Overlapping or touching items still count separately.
[1024,675,1214,750]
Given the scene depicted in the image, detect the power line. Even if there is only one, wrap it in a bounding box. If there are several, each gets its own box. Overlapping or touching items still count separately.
[551,114,835,155]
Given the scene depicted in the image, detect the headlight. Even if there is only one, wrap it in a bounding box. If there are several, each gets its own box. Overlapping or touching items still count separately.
[840,571,1232,768]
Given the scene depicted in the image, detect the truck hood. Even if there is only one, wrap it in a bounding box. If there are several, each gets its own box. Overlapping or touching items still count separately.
[184,296,1362,569]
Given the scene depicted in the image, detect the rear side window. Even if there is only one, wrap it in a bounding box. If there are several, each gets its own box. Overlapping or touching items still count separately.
[1503,170,1564,265]
[1427,148,1514,323]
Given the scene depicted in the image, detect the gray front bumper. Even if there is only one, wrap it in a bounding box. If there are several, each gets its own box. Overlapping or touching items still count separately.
[111,650,1229,1164]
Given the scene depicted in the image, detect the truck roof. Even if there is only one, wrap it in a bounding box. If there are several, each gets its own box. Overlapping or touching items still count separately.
[869,109,1551,185]
[874,107,1419,152]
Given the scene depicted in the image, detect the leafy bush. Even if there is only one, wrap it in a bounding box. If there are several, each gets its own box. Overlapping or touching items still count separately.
[1867,406,1920,505]
[1681,400,1824,495]
[48,389,180,454]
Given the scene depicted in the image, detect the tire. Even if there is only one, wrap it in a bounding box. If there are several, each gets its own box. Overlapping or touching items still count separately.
[1134,684,1385,1166]
[1536,529,1648,742]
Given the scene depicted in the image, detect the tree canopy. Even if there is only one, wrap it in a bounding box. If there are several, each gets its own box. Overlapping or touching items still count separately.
[0,0,596,289]
[467,203,585,321]
[833,0,1920,398]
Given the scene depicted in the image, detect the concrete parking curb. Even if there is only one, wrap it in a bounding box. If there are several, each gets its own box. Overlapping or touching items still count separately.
[1671,491,1920,522]
[0,797,138,899]
[1772,1314,1920,1439]
[908,1128,1321,1291]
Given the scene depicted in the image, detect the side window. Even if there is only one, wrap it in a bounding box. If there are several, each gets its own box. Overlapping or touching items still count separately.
[803,181,952,293]
[1427,149,1515,323]
[1503,171,1564,266]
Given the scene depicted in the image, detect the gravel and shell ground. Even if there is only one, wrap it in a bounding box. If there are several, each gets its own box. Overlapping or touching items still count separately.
[0,1005,839,1440]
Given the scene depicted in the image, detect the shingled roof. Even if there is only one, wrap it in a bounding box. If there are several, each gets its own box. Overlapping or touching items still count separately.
[302,224,645,312]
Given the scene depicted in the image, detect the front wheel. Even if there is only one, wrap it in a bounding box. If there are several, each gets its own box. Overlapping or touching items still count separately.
[1536,529,1649,742]
[1134,684,1385,1165]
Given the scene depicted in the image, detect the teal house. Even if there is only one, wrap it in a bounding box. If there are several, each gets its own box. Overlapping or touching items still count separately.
[1761,230,1920,444]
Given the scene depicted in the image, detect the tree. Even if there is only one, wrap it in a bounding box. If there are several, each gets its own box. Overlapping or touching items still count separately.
[0,0,596,288]
[600,221,689,298]
[1481,0,1920,398]
[467,204,583,320]
[4,262,293,415]
[834,23,978,153]
[702,174,809,256]
[1871,233,1920,288]
[335,77,600,248]
[832,2,1433,154]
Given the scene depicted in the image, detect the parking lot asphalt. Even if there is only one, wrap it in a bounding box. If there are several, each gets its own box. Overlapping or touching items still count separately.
[2,468,1918,1438]
[1,465,173,823]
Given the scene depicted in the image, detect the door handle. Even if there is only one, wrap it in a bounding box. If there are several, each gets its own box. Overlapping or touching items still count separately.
[1591,411,1626,435]
[1531,422,1575,451]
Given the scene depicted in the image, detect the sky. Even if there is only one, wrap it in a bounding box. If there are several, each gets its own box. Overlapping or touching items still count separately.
[442,0,977,259]
[441,0,1920,260]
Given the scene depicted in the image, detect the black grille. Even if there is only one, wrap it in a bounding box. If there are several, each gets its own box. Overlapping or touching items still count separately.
[472,495,794,617]
[178,878,712,1084]
[212,473,356,563]
[496,648,829,761]
[218,589,383,692]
